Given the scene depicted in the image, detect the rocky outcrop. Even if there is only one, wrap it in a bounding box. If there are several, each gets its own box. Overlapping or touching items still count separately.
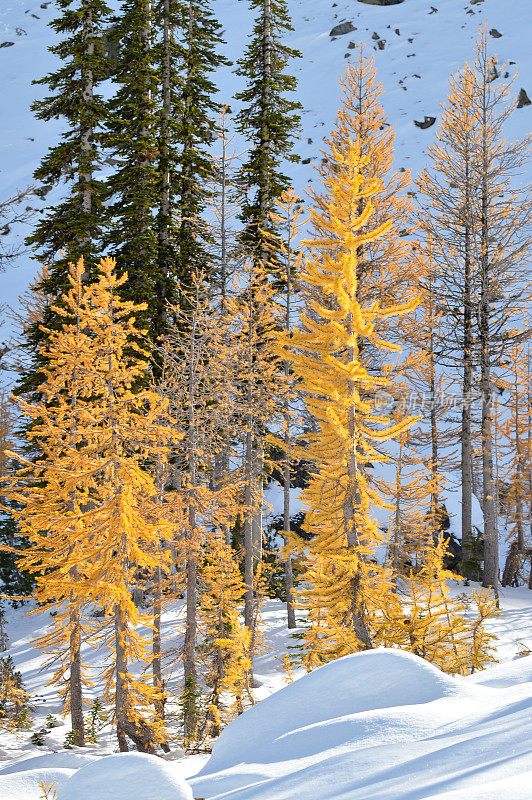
[414,116,436,129]
[357,0,404,5]
[517,88,531,108]
[330,21,356,37]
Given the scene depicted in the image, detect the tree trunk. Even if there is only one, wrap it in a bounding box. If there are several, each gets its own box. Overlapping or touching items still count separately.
[460,137,474,569]
[502,540,521,587]
[283,442,296,628]
[479,109,499,599]
[344,312,372,649]
[152,565,169,752]
[114,605,157,753]
[282,206,296,628]
[155,0,172,336]
[428,325,440,546]
[251,443,263,566]
[183,299,199,742]
[243,418,254,631]
[69,606,85,746]
[79,0,94,257]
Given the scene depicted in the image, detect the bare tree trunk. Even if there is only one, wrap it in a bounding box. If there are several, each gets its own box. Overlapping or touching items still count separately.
[79,0,94,256]
[283,443,296,628]
[152,564,170,752]
[251,443,263,565]
[461,143,474,569]
[114,606,130,752]
[479,125,499,599]
[155,0,172,334]
[391,441,403,580]
[502,541,521,587]
[243,415,254,631]
[69,606,85,746]
[344,312,372,649]
[114,605,157,753]
[183,300,199,742]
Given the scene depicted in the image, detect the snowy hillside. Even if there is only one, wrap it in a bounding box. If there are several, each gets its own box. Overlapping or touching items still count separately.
[0,589,530,798]
[0,1,531,798]
[191,648,532,800]
[1,0,531,315]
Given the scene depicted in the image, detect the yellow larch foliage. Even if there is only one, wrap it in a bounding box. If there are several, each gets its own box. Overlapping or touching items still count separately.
[387,539,498,675]
[8,257,173,752]
[279,126,418,664]
[281,59,497,676]
[198,531,252,738]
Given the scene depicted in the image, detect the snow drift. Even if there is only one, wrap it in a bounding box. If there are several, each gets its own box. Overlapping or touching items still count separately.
[190,648,532,800]
[57,753,193,800]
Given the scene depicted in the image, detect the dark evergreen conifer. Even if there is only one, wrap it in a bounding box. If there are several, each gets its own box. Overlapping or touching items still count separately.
[152,0,227,339]
[104,0,160,337]
[235,0,301,262]
[173,0,229,305]
[20,0,111,391]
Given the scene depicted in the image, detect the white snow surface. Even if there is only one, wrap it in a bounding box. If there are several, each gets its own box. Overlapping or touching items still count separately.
[57,753,193,800]
[0,591,531,798]
[191,647,532,800]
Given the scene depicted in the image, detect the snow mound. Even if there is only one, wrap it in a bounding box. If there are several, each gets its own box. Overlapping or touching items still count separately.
[467,652,532,688]
[0,751,99,800]
[0,767,74,800]
[200,648,463,775]
[57,753,193,800]
[0,751,98,775]
[191,648,532,800]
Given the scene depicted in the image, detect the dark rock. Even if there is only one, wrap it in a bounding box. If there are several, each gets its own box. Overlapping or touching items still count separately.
[307,138,313,144]
[357,0,404,5]
[348,41,356,49]
[517,88,531,108]
[329,21,355,36]
[0,42,14,48]
[372,32,380,40]
[395,28,400,35]
[414,116,436,129]
[33,184,53,198]
[302,158,311,164]
[489,28,502,38]
[377,39,385,49]
[15,28,26,36]
[429,5,438,12]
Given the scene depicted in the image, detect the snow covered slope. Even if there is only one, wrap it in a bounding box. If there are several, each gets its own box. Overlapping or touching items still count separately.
[0,591,530,799]
[1,0,531,314]
[190,647,532,800]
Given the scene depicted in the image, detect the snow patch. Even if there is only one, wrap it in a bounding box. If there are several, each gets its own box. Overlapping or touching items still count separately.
[56,753,193,800]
